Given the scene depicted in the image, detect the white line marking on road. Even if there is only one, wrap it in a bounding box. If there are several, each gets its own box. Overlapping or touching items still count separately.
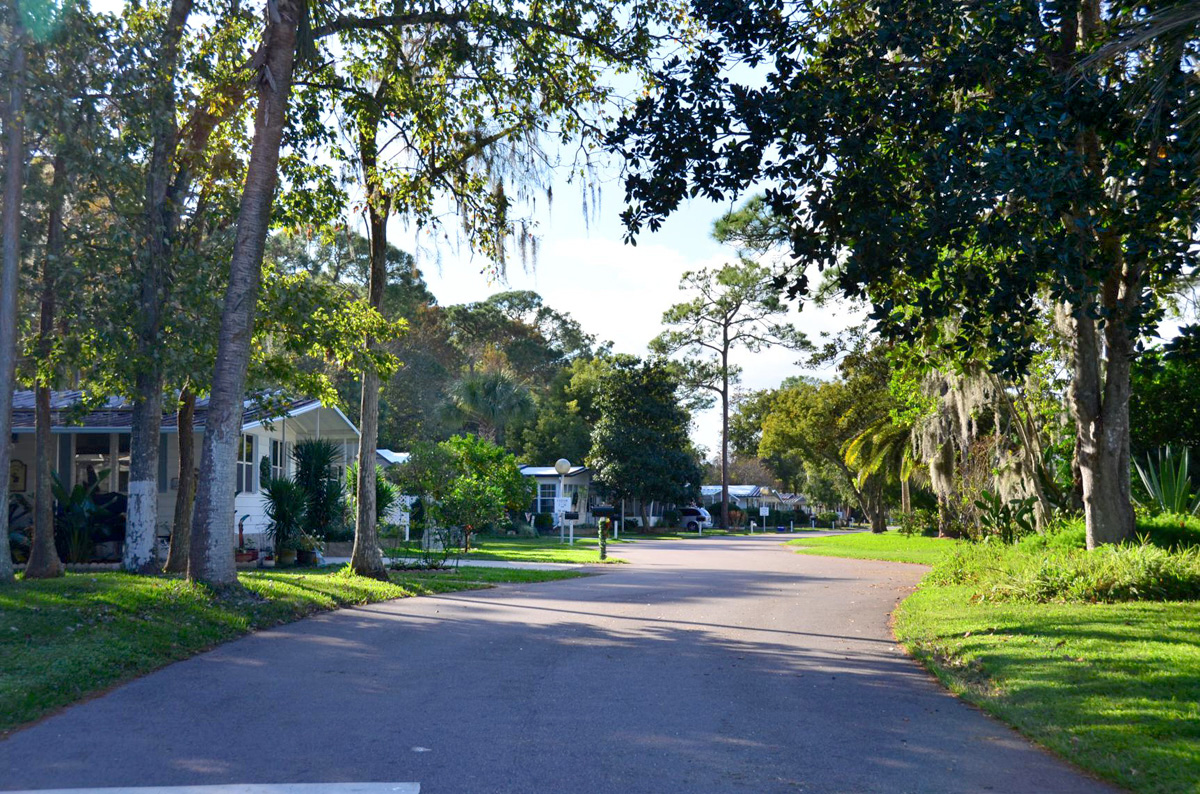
[9,784,420,794]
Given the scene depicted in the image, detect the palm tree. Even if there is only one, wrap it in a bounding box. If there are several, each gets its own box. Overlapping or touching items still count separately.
[843,417,919,517]
[446,370,534,446]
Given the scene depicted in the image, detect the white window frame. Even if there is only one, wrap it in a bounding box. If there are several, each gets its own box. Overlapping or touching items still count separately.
[537,482,557,514]
[269,438,287,481]
[236,434,256,494]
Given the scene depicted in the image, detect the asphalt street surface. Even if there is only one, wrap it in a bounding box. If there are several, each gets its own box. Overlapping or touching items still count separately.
[1,535,1118,793]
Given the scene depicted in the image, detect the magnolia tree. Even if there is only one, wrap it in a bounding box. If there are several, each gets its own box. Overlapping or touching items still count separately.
[610,0,1200,548]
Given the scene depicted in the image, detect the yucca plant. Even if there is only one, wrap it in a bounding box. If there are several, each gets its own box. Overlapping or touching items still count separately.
[263,477,307,557]
[1134,446,1200,516]
[292,439,343,538]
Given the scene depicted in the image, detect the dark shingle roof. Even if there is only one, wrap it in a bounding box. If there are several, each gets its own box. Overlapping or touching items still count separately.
[10,391,320,432]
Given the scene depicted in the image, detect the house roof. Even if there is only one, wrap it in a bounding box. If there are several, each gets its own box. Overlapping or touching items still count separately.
[376,449,410,465]
[9,391,349,435]
[518,464,590,478]
[700,485,765,498]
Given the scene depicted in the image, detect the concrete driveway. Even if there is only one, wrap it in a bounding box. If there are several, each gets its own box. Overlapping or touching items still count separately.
[1,535,1117,793]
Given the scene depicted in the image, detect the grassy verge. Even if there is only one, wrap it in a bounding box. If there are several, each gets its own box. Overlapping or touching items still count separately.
[787,531,958,564]
[385,535,630,564]
[895,584,1200,794]
[0,565,583,734]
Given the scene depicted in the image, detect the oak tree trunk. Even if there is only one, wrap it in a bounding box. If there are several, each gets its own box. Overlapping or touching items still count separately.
[0,0,27,583]
[189,0,299,584]
[124,0,194,573]
[349,102,391,581]
[164,387,195,573]
[25,386,62,576]
[25,153,67,579]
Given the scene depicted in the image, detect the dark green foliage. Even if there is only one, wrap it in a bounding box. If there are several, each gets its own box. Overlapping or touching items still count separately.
[1130,351,1200,456]
[973,491,1037,545]
[50,470,112,563]
[815,511,838,529]
[612,0,1200,373]
[395,435,534,550]
[928,542,1200,603]
[511,364,593,463]
[898,507,939,538]
[610,0,1200,546]
[291,439,343,539]
[1133,446,1200,515]
[533,513,554,533]
[587,357,702,511]
[660,508,681,528]
[262,478,306,555]
[344,462,399,528]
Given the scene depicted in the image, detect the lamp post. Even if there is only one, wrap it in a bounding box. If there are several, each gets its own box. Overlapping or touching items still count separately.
[555,458,571,544]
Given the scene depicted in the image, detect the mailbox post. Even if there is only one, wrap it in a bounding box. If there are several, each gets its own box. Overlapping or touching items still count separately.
[592,505,617,553]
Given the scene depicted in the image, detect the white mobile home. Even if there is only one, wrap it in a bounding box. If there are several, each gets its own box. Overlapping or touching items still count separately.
[7,391,359,556]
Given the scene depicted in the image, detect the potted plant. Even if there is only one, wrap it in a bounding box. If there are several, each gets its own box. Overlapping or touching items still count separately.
[263,477,306,567]
[295,533,321,566]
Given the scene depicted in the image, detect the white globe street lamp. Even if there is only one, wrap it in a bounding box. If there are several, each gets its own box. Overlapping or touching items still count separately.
[554,459,572,544]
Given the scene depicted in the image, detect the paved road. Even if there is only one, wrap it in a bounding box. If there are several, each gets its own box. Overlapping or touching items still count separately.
[2,536,1116,793]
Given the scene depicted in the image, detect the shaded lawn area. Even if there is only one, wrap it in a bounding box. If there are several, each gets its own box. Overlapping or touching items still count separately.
[0,565,583,735]
[895,584,1200,794]
[385,535,631,564]
[787,530,959,564]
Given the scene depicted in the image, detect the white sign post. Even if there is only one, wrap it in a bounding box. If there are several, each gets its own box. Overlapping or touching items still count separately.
[554,497,573,543]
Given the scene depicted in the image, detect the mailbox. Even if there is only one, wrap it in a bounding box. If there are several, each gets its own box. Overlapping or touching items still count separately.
[564,511,579,520]
[591,505,617,517]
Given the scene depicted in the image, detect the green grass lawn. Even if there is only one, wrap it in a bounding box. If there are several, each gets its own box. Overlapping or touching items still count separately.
[787,530,959,564]
[0,565,583,735]
[895,584,1200,794]
[384,535,631,564]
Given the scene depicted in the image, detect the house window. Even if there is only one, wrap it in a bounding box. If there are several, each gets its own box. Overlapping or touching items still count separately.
[74,434,112,493]
[236,434,256,494]
[269,439,287,481]
[537,483,557,514]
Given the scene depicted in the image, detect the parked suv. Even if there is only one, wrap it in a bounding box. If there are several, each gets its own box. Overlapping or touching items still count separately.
[681,506,713,532]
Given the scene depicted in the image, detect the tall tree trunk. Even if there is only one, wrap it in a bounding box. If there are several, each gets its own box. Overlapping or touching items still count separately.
[164,386,195,573]
[1063,0,1135,549]
[0,0,27,583]
[1070,311,1135,548]
[350,115,391,580]
[900,476,910,516]
[189,1,300,585]
[25,387,62,576]
[720,341,729,531]
[124,0,195,573]
[25,153,66,579]
[125,384,163,571]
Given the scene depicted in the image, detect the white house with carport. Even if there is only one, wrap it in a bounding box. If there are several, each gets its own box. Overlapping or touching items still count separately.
[519,463,594,522]
[7,391,359,556]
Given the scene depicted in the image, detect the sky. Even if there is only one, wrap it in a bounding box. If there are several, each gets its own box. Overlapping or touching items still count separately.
[387,161,864,459]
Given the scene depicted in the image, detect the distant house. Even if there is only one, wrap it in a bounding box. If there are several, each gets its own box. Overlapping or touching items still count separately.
[8,391,359,554]
[700,485,807,513]
[376,448,410,467]
[518,464,594,522]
